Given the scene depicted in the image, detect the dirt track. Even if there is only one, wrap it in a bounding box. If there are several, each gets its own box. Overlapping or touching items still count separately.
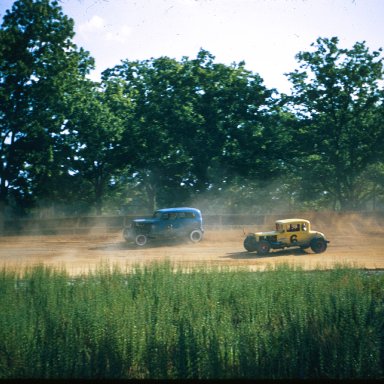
[1,215,384,275]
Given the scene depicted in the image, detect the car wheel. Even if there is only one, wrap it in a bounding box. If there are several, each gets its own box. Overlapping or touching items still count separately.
[310,238,327,253]
[135,234,148,247]
[257,240,271,255]
[189,229,203,243]
[244,235,257,252]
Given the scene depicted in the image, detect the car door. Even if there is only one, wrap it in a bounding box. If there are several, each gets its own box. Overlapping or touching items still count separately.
[167,212,180,235]
[298,222,311,244]
[287,222,301,244]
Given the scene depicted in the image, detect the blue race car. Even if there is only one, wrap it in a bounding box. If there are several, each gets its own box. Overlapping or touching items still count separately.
[123,207,204,246]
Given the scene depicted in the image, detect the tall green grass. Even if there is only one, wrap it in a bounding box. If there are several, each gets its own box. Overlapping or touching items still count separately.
[0,262,383,379]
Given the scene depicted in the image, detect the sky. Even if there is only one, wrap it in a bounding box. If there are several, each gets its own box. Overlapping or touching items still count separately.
[1,0,383,93]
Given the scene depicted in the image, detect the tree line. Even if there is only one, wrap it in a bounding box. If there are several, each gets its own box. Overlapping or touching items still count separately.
[1,0,383,217]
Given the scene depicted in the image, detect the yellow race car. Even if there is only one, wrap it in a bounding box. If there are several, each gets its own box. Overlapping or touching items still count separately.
[243,218,329,255]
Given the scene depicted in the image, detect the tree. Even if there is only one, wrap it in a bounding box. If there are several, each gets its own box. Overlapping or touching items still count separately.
[0,0,94,216]
[285,37,384,210]
[102,49,276,211]
[102,56,195,211]
[64,82,124,215]
[181,50,277,191]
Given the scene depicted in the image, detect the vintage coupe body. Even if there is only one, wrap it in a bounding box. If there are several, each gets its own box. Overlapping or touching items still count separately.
[243,218,329,255]
[123,207,204,246]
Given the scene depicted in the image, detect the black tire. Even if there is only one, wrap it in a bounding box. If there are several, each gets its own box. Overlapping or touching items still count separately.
[244,235,257,252]
[135,234,148,247]
[257,240,271,255]
[189,229,203,243]
[310,237,327,253]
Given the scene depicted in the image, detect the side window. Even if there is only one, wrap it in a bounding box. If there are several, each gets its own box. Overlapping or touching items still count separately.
[301,223,307,231]
[288,224,300,232]
[276,223,284,232]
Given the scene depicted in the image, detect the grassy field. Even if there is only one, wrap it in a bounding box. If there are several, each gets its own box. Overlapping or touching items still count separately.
[0,262,383,379]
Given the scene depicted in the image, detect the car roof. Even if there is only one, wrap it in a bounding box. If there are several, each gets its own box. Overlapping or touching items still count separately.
[155,207,201,214]
[276,218,310,225]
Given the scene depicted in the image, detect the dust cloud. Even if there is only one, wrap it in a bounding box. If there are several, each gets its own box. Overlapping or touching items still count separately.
[0,212,383,276]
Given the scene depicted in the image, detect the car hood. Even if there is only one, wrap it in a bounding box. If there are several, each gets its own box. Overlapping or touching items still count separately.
[254,230,279,236]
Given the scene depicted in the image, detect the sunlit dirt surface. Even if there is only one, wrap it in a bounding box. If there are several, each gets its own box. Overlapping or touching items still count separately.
[1,215,384,275]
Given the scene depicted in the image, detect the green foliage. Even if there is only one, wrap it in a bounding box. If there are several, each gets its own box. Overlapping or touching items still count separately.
[0,0,94,214]
[64,82,125,215]
[0,263,383,379]
[102,49,276,211]
[1,0,383,214]
[285,37,384,210]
